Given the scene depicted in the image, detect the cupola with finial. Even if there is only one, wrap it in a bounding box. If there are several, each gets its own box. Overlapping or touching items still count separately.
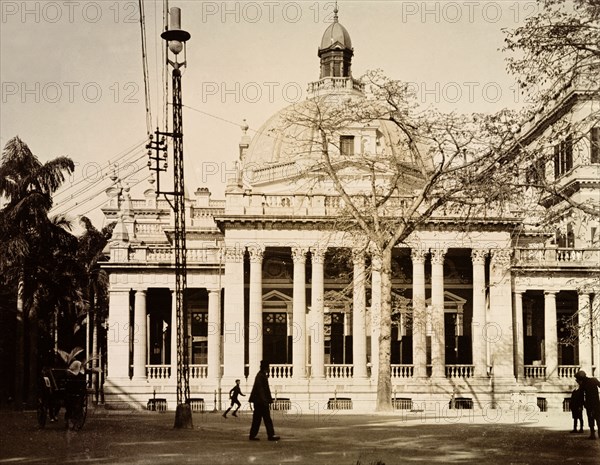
[309,2,364,96]
[318,3,353,79]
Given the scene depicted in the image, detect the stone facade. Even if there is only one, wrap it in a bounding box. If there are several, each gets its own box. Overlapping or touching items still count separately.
[101,13,599,414]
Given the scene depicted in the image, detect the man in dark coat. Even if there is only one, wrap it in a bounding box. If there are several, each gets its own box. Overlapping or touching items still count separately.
[569,386,584,433]
[575,370,600,439]
[248,360,280,441]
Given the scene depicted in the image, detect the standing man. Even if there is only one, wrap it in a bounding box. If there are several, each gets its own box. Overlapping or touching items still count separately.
[223,379,244,418]
[248,360,280,441]
[575,370,600,440]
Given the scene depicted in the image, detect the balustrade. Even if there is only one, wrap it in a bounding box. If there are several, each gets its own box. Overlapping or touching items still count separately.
[391,364,414,378]
[445,365,474,378]
[558,365,580,378]
[146,248,173,262]
[524,365,546,378]
[189,364,208,379]
[325,364,353,378]
[146,365,171,379]
[514,248,599,266]
[269,364,293,379]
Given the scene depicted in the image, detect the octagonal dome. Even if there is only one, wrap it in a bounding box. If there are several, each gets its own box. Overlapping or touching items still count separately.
[320,21,352,50]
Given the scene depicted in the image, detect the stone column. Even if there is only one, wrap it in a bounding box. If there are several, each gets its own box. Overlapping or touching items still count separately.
[248,246,264,377]
[352,250,367,378]
[513,291,525,381]
[430,248,447,378]
[292,246,308,379]
[471,250,487,377]
[593,294,600,378]
[489,249,515,379]
[370,254,382,379]
[544,291,558,378]
[170,289,177,379]
[223,246,245,379]
[411,248,428,378]
[133,289,147,379]
[578,292,592,374]
[207,288,221,381]
[107,288,131,379]
[311,247,325,379]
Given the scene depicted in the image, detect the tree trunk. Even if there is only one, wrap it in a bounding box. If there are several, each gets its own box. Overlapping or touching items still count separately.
[376,246,393,411]
[14,279,24,410]
[91,289,99,403]
[27,310,39,406]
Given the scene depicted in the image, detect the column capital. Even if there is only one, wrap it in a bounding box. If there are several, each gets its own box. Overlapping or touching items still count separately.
[310,246,326,264]
[544,290,558,297]
[292,246,308,263]
[224,246,245,263]
[248,245,265,263]
[207,288,221,295]
[132,288,147,294]
[411,248,428,264]
[471,249,488,264]
[352,249,365,265]
[430,248,447,264]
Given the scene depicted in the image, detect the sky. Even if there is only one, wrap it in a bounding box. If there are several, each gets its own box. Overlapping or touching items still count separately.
[0,0,535,229]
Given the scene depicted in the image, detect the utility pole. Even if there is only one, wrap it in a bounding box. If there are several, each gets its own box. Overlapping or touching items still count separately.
[148,6,192,429]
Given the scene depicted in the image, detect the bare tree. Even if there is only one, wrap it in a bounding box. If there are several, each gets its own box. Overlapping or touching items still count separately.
[504,0,600,361]
[278,70,523,410]
[504,0,600,103]
[504,0,600,218]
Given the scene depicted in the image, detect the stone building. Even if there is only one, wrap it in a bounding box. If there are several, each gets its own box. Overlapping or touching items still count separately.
[101,11,599,413]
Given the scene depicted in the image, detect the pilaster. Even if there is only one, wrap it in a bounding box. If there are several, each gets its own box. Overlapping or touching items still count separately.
[292,246,308,379]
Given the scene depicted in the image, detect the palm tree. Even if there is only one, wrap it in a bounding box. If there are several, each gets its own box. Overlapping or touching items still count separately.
[0,136,75,408]
[76,217,115,401]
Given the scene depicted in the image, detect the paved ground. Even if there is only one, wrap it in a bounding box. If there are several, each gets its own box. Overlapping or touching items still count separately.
[0,405,598,465]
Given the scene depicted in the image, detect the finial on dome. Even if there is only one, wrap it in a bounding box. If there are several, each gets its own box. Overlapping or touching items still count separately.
[241,118,249,134]
[333,1,338,22]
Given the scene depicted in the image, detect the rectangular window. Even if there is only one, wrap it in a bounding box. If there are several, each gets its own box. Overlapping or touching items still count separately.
[340,135,354,156]
[591,127,600,164]
[526,158,546,185]
[554,135,573,178]
[191,312,208,364]
[565,135,573,173]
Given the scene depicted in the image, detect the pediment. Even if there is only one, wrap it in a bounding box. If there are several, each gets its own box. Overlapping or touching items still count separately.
[426,291,467,312]
[263,290,293,302]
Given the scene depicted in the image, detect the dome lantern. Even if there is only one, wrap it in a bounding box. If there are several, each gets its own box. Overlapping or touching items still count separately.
[317,3,353,79]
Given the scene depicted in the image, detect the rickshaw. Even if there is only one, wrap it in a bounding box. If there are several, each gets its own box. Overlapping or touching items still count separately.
[37,361,88,430]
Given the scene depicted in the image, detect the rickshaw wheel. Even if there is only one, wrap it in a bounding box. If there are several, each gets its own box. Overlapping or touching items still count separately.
[36,398,47,428]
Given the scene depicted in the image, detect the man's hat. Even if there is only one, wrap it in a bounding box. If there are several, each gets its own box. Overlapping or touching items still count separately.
[260,360,270,370]
[575,370,587,380]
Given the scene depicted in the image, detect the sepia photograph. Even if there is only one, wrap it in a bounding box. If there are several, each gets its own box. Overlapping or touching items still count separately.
[1,1,599,463]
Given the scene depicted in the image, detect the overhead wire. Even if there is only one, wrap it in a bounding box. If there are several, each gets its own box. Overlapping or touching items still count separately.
[53,161,153,217]
[163,0,169,134]
[53,139,147,200]
[51,2,165,222]
[55,172,153,221]
[139,0,153,135]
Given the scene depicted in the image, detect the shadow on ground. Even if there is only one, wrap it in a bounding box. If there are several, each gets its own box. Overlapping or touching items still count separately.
[0,408,598,465]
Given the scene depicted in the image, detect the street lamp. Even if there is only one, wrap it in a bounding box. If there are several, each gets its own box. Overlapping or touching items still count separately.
[150,6,192,429]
